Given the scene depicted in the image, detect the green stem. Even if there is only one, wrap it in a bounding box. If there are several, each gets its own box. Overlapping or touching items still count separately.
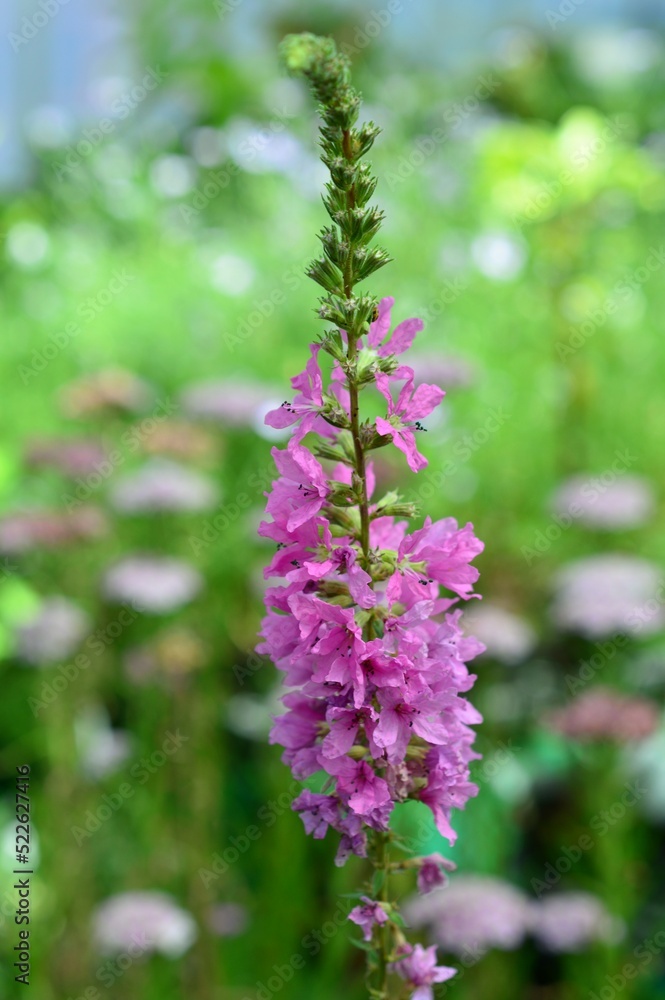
[341,127,371,567]
[372,831,392,997]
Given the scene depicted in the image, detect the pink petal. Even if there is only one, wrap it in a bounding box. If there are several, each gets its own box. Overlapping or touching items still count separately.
[407,383,445,420]
[367,297,394,348]
[380,317,423,357]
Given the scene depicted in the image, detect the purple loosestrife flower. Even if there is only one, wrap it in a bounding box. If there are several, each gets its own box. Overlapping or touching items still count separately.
[390,943,457,999]
[258,32,485,997]
[375,372,444,473]
[366,296,423,357]
[265,344,327,440]
[416,854,456,895]
[265,442,330,531]
[349,896,389,941]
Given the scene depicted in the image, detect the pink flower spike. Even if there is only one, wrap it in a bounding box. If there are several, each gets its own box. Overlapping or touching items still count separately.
[257,33,486,987]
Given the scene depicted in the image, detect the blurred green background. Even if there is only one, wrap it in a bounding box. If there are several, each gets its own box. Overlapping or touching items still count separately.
[2,1,665,998]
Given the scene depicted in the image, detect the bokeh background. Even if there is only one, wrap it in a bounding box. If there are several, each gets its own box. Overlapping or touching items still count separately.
[2,0,665,998]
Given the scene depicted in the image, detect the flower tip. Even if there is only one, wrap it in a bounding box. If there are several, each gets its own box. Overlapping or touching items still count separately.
[279,32,336,77]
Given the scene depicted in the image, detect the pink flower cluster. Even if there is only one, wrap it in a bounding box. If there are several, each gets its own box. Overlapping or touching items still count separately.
[258,298,484,870]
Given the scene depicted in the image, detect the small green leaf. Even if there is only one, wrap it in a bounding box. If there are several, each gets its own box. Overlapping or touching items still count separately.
[371,868,386,895]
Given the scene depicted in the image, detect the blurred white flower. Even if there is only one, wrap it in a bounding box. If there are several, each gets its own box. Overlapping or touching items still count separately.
[15,597,90,665]
[462,603,536,664]
[471,231,526,281]
[150,155,197,198]
[209,253,255,295]
[109,459,218,514]
[75,705,132,779]
[6,222,51,269]
[102,557,203,614]
[573,29,660,87]
[93,891,197,957]
[24,105,73,148]
[190,127,227,167]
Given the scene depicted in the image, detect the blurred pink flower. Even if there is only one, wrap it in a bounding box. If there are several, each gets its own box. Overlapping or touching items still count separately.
[25,436,107,477]
[546,687,659,743]
[349,896,389,941]
[530,893,623,953]
[404,875,530,956]
[0,507,108,554]
[180,378,273,427]
[551,555,664,638]
[551,474,655,531]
